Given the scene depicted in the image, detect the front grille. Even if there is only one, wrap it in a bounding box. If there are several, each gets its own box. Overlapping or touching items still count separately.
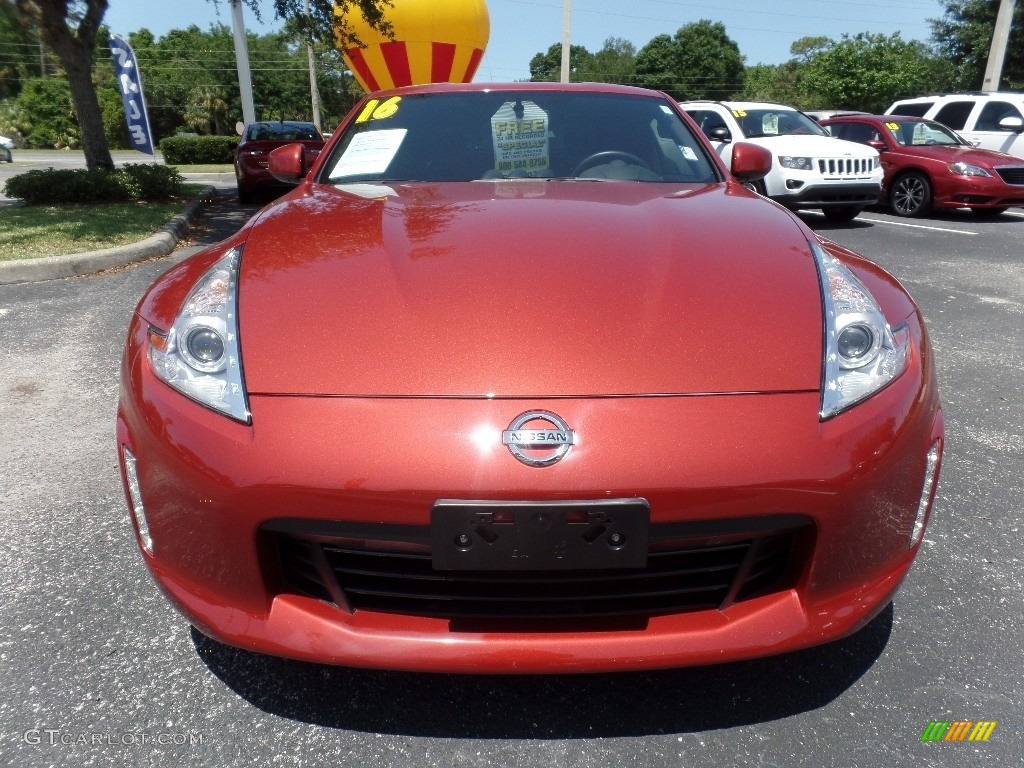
[269,518,809,621]
[818,157,875,177]
[995,166,1024,185]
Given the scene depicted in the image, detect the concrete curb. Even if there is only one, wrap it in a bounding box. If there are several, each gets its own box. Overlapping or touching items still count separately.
[0,185,217,285]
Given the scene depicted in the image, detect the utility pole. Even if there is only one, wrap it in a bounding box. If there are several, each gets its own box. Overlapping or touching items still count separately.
[982,0,1017,91]
[560,0,571,83]
[230,0,256,126]
[304,0,322,130]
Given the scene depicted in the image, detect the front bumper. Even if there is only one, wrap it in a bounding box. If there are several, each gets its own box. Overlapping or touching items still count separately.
[770,180,881,209]
[117,313,943,673]
[930,173,1024,210]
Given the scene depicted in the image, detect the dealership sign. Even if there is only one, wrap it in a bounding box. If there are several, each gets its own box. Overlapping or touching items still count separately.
[109,34,154,155]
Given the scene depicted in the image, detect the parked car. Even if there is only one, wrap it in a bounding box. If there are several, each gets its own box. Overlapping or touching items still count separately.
[886,92,1024,160]
[0,135,14,163]
[233,120,325,203]
[822,114,1024,217]
[118,82,943,674]
[681,100,882,221]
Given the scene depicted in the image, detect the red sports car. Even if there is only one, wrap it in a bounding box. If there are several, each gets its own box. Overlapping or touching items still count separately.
[118,83,943,674]
[233,120,325,203]
[822,114,1024,217]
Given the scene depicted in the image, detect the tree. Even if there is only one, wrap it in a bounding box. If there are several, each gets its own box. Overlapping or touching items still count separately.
[15,0,113,170]
[930,0,1024,89]
[798,32,949,113]
[586,37,636,84]
[218,1,393,46]
[8,1,393,173]
[634,20,744,100]
[528,43,594,82]
[740,62,806,107]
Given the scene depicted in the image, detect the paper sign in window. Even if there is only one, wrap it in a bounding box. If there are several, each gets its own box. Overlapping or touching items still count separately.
[331,129,407,178]
[491,102,550,174]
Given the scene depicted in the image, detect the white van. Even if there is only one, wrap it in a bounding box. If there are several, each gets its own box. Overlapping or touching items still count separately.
[886,93,1024,159]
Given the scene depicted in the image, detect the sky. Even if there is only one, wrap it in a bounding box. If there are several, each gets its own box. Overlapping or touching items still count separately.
[103,0,948,82]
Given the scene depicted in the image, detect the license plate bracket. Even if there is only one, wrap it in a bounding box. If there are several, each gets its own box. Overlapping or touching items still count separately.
[431,499,649,571]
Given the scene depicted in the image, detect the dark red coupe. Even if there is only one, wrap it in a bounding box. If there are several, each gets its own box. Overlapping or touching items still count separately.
[233,120,325,203]
[822,114,1024,217]
[118,83,943,674]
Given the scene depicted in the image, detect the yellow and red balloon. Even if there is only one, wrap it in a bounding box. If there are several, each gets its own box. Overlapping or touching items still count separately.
[335,0,490,92]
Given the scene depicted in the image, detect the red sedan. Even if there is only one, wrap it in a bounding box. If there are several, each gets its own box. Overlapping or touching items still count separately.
[117,83,943,674]
[822,114,1024,217]
[233,120,325,203]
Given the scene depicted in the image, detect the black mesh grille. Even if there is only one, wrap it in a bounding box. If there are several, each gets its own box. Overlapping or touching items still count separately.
[995,166,1024,185]
[270,519,808,621]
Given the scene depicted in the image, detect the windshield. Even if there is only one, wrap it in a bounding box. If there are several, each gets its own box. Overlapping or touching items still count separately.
[321,90,719,184]
[734,108,827,138]
[246,122,321,142]
[887,120,966,147]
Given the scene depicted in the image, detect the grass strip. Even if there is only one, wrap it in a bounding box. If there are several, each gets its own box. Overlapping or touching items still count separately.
[0,188,204,262]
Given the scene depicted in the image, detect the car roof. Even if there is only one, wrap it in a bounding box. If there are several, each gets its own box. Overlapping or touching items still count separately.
[681,100,794,111]
[357,81,672,100]
[822,114,916,123]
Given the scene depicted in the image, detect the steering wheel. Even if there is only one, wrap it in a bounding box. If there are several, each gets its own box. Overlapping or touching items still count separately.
[572,151,651,177]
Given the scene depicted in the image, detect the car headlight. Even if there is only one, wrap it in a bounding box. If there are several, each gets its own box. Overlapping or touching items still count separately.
[148,246,250,423]
[947,161,990,177]
[779,156,814,171]
[811,240,909,419]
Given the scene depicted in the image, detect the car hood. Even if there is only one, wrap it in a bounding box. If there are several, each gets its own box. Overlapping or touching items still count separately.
[237,182,824,397]
[744,134,877,158]
[893,143,1022,166]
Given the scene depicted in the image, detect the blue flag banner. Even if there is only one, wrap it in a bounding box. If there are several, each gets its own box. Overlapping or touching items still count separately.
[109,35,154,155]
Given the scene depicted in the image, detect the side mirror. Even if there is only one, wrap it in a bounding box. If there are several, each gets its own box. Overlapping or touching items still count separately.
[730,142,772,184]
[867,139,887,152]
[268,143,308,183]
[998,116,1024,133]
[706,125,731,143]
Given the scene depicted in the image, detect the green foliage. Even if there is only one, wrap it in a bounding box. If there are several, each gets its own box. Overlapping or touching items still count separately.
[115,163,186,200]
[159,135,238,164]
[128,24,361,141]
[798,33,949,113]
[635,21,745,100]
[740,62,808,108]
[588,37,637,84]
[3,164,183,205]
[9,77,79,148]
[529,44,595,82]
[930,0,1024,90]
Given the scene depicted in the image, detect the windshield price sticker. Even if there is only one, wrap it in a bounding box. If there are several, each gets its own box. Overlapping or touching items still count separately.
[492,101,550,173]
[886,122,900,131]
[355,96,402,124]
[331,128,407,178]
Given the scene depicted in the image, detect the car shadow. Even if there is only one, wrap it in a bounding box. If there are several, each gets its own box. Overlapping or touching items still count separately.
[192,602,893,738]
[797,211,876,231]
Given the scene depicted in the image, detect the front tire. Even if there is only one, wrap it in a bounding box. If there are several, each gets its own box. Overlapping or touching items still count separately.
[890,172,932,217]
[822,206,862,223]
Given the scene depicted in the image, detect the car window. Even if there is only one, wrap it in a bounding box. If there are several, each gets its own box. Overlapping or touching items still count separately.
[932,101,974,130]
[889,102,931,118]
[889,120,963,146]
[248,123,321,142]
[729,108,826,138]
[322,91,719,184]
[833,122,881,144]
[976,100,1024,131]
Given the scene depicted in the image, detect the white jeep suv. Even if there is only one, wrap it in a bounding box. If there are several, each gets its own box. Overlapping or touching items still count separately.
[681,101,882,221]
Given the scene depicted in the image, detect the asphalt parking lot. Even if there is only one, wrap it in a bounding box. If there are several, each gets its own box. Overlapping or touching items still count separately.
[1,194,1021,767]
